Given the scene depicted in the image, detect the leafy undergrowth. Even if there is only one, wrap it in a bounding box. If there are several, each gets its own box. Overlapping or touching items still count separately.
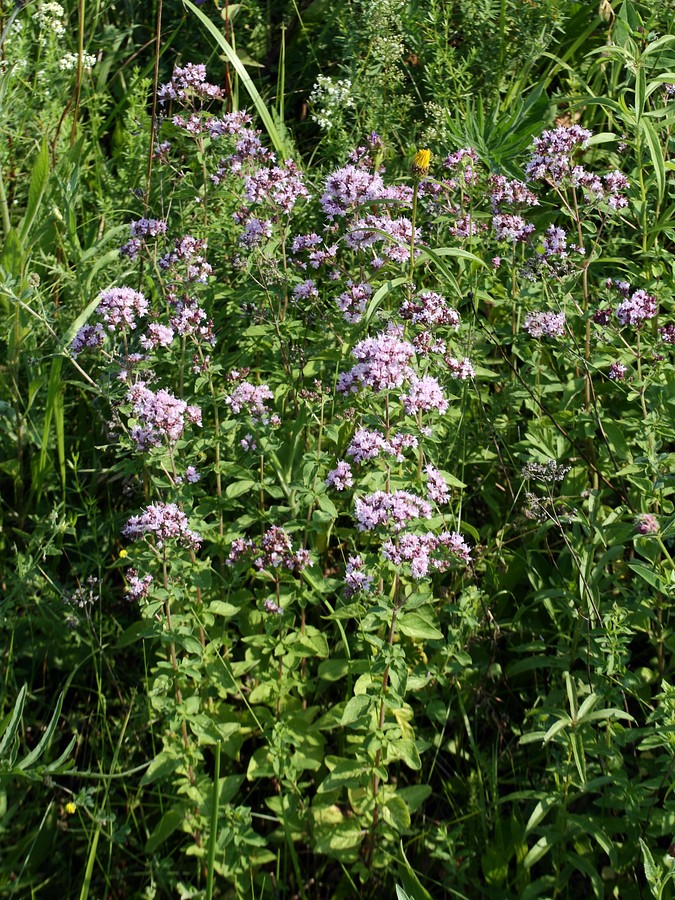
[3,1,675,898]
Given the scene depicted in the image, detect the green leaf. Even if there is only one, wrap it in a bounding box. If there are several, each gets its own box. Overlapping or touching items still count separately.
[0,227,24,276]
[140,750,181,785]
[0,685,26,764]
[627,560,665,590]
[18,689,68,771]
[226,479,257,499]
[19,139,49,243]
[386,738,421,770]
[145,807,184,854]
[317,759,368,793]
[397,841,433,900]
[208,600,242,617]
[340,695,372,726]
[639,837,660,890]
[382,795,411,832]
[640,117,666,200]
[397,612,444,641]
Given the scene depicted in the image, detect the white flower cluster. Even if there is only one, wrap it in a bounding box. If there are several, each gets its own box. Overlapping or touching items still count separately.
[32,2,66,44]
[59,52,98,71]
[309,75,354,131]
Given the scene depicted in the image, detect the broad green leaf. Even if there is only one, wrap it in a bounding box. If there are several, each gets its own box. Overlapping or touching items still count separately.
[382,795,411,832]
[226,479,257,499]
[397,612,443,641]
[140,751,181,785]
[145,807,184,854]
[627,560,665,590]
[340,695,372,726]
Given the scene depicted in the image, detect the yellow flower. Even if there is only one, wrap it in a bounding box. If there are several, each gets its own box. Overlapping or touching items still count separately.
[411,148,431,176]
[119,549,128,559]
[65,801,77,815]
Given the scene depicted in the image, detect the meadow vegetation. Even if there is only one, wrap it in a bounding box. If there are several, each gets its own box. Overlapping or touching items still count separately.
[3,0,675,897]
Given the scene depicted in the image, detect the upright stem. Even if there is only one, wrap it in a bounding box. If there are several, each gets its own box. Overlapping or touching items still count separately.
[409,179,419,289]
[365,575,401,866]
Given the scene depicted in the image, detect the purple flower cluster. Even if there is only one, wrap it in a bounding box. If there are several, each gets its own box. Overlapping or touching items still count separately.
[292,279,319,302]
[400,291,460,328]
[525,125,592,184]
[523,311,566,339]
[660,324,675,344]
[635,513,659,535]
[354,490,432,532]
[344,555,374,597]
[139,323,175,351]
[608,362,628,381]
[159,236,212,283]
[169,295,215,343]
[97,287,149,331]
[320,164,387,219]
[326,461,354,491]
[120,218,168,260]
[228,526,312,573]
[225,380,275,421]
[346,215,419,263]
[71,323,104,357]
[402,375,449,416]
[158,63,224,106]
[123,502,202,548]
[493,214,535,244]
[346,428,418,464]
[382,530,471,579]
[127,383,202,450]
[336,281,372,323]
[125,570,154,601]
[425,465,449,504]
[489,175,539,208]
[443,147,480,186]
[616,289,657,325]
[244,160,309,216]
[446,356,475,380]
[337,330,416,394]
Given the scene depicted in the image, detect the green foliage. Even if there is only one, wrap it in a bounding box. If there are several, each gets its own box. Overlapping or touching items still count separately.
[5,0,675,897]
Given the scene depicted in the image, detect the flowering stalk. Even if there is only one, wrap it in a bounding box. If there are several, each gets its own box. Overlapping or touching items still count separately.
[409,149,429,287]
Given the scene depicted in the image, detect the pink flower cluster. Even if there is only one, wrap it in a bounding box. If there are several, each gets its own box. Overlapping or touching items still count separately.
[616,289,657,326]
[159,236,212,283]
[382,531,471,579]
[244,160,309,216]
[224,380,275,421]
[123,502,202,548]
[326,461,354,491]
[400,291,460,328]
[125,570,154,601]
[337,281,372,323]
[402,375,449,416]
[127,383,202,450]
[346,428,418,464]
[158,63,224,106]
[337,330,416,394]
[344,555,374,596]
[523,311,566,339]
[97,287,149,331]
[228,526,312,573]
[354,490,432,532]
